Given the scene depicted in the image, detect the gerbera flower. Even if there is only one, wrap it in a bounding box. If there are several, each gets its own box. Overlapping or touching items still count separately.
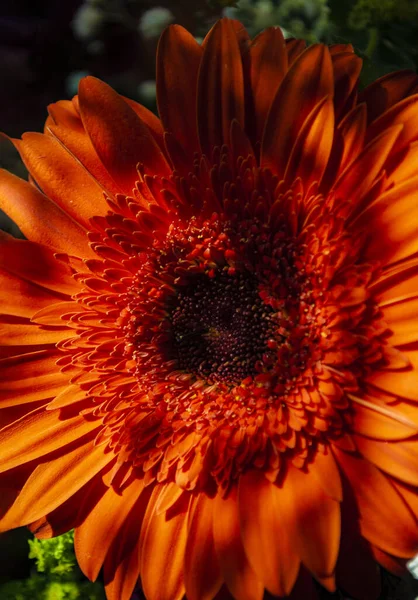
[1,17,418,600]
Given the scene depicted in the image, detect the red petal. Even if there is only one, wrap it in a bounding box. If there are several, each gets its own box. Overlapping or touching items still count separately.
[0,437,115,530]
[0,410,99,473]
[354,435,418,486]
[261,44,334,177]
[337,102,367,172]
[104,485,154,600]
[285,39,306,66]
[333,446,418,557]
[359,176,418,265]
[0,170,93,258]
[334,124,402,213]
[249,27,287,143]
[141,486,190,600]
[0,231,77,295]
[75,477,144,581]
[157,25,202,160]
[213,487,264,600]
[13,133,109,227]
[359,70,418,123]
[0,270,58,319]
[284,96,334,190]
[238,470,300,596]
[78,77,170,192]
[284,464,340,589]
[197,19,245,155]
[184,494,223,600]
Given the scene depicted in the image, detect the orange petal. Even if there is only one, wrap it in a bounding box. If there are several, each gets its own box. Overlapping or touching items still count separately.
[13,133,110,227]
[381,296,418,345]
[46,101,122,196]
[0,319,70,346]
[29,481,96,539]
[75,477,144,581]
[122,96,164,149]
[32,301,81,326]
[309,448,343,501]
[284,96,334,189]
[0,230,78,295]
[104,485,154,600]
[0,410,99,473]
[366,93,418,154]
[367,363,418,402]
[0,170,93,258]
[333,446,418,557]
[157,25,202,160]
[386,140,418,186]
[141,487,190,600]
[370,255,418,302]
[238,470,300,596]
[333,124,402,212]
[213,487,264,600]
[284,464,340,588]
[337,102,367,172]
[261,44,333,177]
[184,494,223,600]
[354,435,418,487]
[249,27,287,143]
[0,350,69,407]
[359,70,418,123]
[0,437,115,530]
[0,270,58,318]
[331,50,362,120]
[349,394,418,440]
[360,176,418,266]
[78,77,171,192]
[285,39,306,66]
[197,19,245,155]
[46,385,87,410]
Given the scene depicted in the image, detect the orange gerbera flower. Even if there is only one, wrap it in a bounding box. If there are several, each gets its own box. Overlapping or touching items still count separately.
[1,18,418,600]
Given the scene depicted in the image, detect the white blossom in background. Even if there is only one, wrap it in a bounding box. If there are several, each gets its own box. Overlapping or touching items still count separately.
[72,1,105,40]
[138,7,174,39]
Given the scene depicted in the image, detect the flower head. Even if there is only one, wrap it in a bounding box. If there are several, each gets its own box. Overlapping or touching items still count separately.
[1,18,418,600]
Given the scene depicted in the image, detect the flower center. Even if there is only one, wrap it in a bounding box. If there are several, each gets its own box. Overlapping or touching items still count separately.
[168,271,277,385]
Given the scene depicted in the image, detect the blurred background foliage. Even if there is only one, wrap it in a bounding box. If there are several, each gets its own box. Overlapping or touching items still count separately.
[1,0,418,598]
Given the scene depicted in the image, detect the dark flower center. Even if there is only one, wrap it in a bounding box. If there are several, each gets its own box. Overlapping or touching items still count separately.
[168,271,277,385]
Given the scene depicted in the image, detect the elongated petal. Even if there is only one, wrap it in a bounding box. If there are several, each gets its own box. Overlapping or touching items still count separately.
[213,488,264,600]
[359,176,418,265]
[249,27,287,143]
[334,125,402,211]
[238,470,300,596]
[75,477,144,581]
[359,70,418,123]
[185,494,223,600]
[284,465,340,587]
[157,25,202,160]
[284,96,334,189]
[13,133,109,227]
[0,231,77,295]
[141,488,190,600]
[78,77,171,192]
[104,486,154,600]
[261,44,333,176]
[333,446,418,557]
[354,436,418,486]
[0,170,93,258]
[197,19,245,154]
[0,438,114,530]
[0,270,58,319]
